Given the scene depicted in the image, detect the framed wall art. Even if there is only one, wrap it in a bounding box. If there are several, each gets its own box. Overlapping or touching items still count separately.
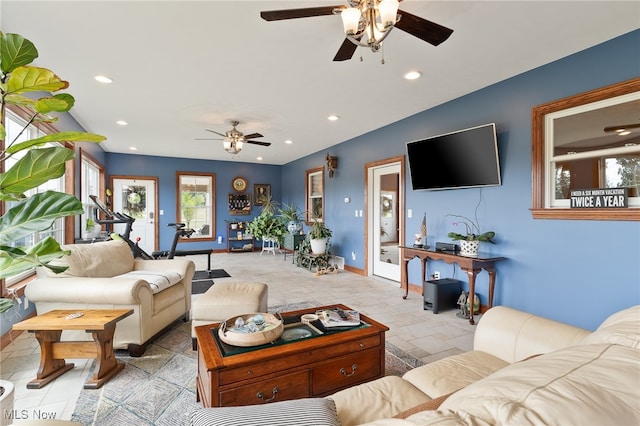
[254,184,271,206]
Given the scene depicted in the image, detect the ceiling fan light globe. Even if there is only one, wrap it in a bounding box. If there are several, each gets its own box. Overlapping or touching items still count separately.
[378,0,399,27]
[341,7,361,35]
[236,141,244,150]
[223,140,231,150]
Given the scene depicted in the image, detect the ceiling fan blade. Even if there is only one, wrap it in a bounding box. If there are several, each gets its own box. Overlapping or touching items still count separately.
[603,123,640,132]
[205,129,227,137]
[261,6,344,21]
[246,140,271,147]
[333,38,358,61]
[242,132,264,140]
[394,9,453,46]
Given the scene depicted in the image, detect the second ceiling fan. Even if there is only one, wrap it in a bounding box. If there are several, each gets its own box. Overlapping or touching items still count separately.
[260,0,453,61]
[197,120,271,155]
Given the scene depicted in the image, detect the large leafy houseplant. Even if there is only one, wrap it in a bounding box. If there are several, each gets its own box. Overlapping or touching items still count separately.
[0,32,105,288]
[246,197,286,244]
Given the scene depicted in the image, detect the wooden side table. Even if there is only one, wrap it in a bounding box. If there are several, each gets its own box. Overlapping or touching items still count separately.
[13,309,133,389]
[400,247,506,325]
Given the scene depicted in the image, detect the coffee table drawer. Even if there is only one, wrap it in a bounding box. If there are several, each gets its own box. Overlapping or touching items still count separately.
[312,347,382,395]
[219,370,310,406]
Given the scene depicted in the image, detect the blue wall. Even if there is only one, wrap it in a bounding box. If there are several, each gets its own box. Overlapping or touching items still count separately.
[105,153,282,251]
[282,30,640,330]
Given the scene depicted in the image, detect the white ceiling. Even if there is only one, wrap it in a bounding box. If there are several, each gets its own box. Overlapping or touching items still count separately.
[2,1,638,165]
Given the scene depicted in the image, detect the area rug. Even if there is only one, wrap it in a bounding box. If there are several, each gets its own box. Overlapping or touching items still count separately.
[191,280,214,295]
[193,269,230,281]
[71,302,422,425]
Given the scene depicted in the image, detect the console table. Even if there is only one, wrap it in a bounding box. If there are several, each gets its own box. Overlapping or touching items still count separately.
[400,246,506,325]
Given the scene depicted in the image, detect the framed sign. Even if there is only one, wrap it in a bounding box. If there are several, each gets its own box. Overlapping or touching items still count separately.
[254,184,271,206]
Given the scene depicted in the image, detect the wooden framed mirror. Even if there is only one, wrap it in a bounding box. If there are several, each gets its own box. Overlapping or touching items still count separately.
[531,77,640,221]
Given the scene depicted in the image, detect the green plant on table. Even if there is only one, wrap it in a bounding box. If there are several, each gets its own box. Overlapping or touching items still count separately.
[446,214,495,243]
[308,220,332,240]
[246,196,286,243]
[0,32,105,280]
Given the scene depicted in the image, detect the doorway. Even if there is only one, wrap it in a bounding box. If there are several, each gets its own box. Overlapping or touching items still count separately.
[365,156,405,282]
[110,176,158,254]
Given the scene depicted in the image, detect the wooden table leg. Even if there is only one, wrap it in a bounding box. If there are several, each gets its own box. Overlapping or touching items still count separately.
[486,267,497,309]
[402,256,410,299]
[464,269,479,325]
[28,330,75,389]
[84,323,124,389]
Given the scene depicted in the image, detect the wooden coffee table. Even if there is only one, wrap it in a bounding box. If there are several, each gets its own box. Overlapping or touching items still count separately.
[13,309,133,389]
[195,304,388,407]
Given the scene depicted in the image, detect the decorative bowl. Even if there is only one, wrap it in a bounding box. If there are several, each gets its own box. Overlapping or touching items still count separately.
[218,313,284,347]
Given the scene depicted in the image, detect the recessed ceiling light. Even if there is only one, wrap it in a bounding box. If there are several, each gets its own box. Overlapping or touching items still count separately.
[328,115,339,121]
[404,71,422,80]
[116,120,128,126]
[256,156,263,161]
[94,75,113,84]
[285,140,293,145]
[618,131,631,136]
[129,146,138,151]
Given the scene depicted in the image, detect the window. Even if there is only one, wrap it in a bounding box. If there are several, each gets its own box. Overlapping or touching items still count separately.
[176,172,215,240]
[2,111,67,289]
[306,167,324,223]
[80,150,105,238]
[532,78,640,220]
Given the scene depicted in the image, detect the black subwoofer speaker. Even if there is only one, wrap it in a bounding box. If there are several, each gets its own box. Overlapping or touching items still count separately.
[423,278,462,314]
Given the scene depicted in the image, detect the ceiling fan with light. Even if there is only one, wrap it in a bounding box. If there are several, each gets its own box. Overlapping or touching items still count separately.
[260,0,453,61]
[196,120,271,155]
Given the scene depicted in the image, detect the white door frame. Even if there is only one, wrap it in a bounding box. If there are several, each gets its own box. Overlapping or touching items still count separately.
[365,156,405,282]
[110,176,159,254]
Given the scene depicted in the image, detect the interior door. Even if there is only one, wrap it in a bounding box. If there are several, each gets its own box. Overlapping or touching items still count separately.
[111,177,157,254]
[371,163,401,281]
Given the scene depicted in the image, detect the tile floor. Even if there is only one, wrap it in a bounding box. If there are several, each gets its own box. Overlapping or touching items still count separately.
[1,250,478,422]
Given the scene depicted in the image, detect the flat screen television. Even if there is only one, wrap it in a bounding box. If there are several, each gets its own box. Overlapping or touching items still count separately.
[406,123,501,191]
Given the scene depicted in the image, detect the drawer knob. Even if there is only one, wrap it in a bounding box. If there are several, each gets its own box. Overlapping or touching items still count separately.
[340,364,358,377]
[256,387,279,403]
[359,343,365,348]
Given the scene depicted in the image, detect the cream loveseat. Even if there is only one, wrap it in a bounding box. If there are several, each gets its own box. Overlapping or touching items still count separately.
[25,240,195,356]
[190,304,640,426]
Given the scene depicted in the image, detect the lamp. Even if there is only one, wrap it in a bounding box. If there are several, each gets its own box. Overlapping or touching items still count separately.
[223,139,244,155]
[340,0,399,52]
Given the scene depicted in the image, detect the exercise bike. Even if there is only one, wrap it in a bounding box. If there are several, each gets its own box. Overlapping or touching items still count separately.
[90,196,214,274]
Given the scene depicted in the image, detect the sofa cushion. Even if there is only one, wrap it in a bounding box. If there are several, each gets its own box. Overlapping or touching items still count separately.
[401,350,508,398]
[113,270,183,294]
[579,305,640,349]
[400,343,640,425]
[189,398,341,426]
[38,240,134,278]
[330,375,431,426]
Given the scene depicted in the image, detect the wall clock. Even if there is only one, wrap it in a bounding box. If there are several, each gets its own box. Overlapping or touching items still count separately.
[232,176,248,192]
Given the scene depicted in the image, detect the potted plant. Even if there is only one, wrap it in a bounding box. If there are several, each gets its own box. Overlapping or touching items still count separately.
[308,220,332,255]
[446,214,496,256]
[279,202,304,234]
[0,33,105,281]
[246,197,286,245]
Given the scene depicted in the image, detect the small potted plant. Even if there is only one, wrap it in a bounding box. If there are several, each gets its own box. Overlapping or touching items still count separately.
[246,197,286,244]
[279,202,304,234]
[446,214,496,256]
[308,220,332,254]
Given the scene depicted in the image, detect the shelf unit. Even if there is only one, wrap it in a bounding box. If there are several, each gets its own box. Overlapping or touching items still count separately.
[227,223,254,253]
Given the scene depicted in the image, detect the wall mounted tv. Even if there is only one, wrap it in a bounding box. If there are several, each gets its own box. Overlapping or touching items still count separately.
[406,123,501,191]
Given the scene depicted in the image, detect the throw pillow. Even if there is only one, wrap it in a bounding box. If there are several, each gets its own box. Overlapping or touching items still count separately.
[190,398,341,426]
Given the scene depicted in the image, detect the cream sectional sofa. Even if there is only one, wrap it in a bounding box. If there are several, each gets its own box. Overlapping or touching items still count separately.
[25,240,195,356]
[190,304,640,426]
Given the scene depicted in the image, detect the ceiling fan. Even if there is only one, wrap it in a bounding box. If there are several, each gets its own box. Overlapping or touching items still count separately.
[260,0,453,61]
[603,123,640,133]
[196,120,271,154]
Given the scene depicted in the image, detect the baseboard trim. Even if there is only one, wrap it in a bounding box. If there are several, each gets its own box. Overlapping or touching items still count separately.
[344,265,365,275]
